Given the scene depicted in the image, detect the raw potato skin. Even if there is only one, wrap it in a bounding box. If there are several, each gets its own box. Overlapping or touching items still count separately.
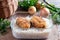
[16,17,30,29]
[31,16,46,28]
[28,6,36,15]
[40,8,50,18]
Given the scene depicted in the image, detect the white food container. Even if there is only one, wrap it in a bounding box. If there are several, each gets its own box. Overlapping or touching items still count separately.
[10,16,53,39]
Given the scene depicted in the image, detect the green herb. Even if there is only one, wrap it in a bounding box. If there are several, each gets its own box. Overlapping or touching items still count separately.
[0,18,10,33]
[45,4,60,24]
[18,0,38,10]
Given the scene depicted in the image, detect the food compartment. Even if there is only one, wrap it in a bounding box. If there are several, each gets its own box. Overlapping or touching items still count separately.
[10,14,53,39]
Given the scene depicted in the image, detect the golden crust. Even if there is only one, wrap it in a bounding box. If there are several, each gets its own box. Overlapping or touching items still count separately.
[16,17,30,28]
[31,16,46,28]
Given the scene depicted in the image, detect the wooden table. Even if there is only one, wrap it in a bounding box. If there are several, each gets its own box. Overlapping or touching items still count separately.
[0,28,17,40]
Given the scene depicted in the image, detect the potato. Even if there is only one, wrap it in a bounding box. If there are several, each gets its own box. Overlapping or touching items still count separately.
[28,6,36,15]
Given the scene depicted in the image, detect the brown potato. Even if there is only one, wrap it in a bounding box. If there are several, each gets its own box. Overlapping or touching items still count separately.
[28,6,36,15]
[40,7,50,18]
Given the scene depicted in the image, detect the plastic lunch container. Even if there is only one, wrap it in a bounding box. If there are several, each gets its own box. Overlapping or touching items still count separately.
[10,15,53,39]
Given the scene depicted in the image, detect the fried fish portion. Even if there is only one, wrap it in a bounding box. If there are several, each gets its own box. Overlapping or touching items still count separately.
[16,17,30,28]
[31,16,46,28]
